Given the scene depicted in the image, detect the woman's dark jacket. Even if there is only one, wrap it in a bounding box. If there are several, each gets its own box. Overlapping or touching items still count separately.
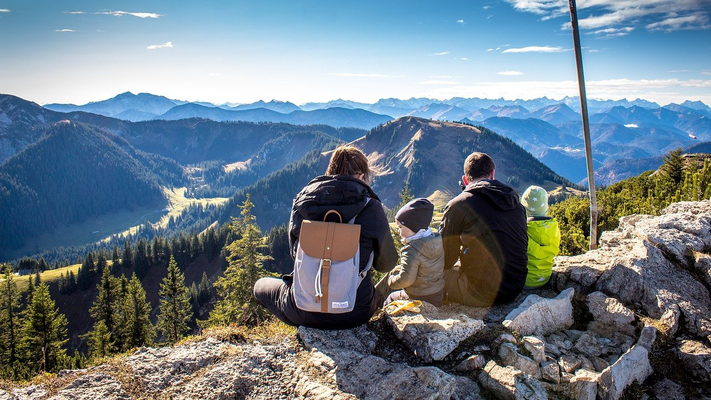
[285,175,398,328]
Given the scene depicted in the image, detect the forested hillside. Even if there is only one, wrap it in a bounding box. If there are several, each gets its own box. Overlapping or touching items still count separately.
[0,121,182,256]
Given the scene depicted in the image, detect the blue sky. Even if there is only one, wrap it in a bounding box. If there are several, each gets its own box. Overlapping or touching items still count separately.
[1,0,710,106]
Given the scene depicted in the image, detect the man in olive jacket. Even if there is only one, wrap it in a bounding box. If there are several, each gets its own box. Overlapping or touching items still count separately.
[440,152,528,307]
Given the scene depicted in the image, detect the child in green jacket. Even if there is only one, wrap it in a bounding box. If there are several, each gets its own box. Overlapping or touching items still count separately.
[521,186,561,288]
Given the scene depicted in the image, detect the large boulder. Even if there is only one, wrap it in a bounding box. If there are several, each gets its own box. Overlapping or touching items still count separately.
[554,201,711,339]
[478,361,548,400]
[298,326,482,399]
[385,301,485,362]
[503,288,574,336]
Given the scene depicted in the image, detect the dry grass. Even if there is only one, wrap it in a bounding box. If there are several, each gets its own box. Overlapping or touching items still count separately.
[11,263,83,291]
[192,318,298,346]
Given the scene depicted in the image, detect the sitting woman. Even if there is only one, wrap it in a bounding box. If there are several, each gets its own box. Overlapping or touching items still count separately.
[253,145,398,329]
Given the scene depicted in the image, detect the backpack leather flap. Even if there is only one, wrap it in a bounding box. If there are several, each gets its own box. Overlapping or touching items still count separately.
[299,220,361,261]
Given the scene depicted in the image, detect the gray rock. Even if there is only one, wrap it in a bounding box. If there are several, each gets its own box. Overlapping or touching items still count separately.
[555,202,711,339]
[586,292,636,336]
[598,343,653,400]
[570,369,599,400]
[591,356,610,373]
[574,331,605,358]
[578,355,595,372]
[651,378,685,400]
[497,333,518,345]
[499,343,540,378]
[299,325,476,399]
[478,361,548,400]
[452,376,483,400]
[454,354,487,372]
[563,329,585,342]
[48,373,128,400]
[558,355,582,373]
[695,253,711,288]
[386,301,485,362]
[675,339,711,382]
[637,326,657,350]
[503,288,574,336]
[522,336,546,364]
[299,324,377,354]
[540,361,560,384]
[123,337,232,393]
[661,304,681,337]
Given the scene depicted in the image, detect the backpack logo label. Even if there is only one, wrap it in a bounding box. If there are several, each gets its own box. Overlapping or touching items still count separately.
[332,301,349,309]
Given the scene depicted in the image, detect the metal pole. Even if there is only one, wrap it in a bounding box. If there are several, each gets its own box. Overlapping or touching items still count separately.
[568,0,598,250]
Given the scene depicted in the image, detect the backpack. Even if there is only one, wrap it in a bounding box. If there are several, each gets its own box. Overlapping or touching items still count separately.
[293,199,373,314]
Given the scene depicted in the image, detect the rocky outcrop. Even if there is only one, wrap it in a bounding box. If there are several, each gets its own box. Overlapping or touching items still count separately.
[3,200,710,399]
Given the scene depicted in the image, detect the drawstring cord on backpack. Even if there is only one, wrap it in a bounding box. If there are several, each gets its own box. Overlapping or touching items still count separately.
[314,259,324,299]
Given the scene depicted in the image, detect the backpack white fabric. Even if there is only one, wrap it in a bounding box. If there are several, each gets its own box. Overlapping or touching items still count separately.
[293,199,373,313]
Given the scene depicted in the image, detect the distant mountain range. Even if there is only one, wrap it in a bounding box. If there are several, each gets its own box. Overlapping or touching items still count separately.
[39,92,711,185]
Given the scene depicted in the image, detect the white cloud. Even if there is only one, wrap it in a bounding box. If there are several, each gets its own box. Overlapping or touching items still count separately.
[486,48,494,52]
[63,11,85,14]
[0,8,10,12]
[702,71,711,76]
[647,14,710,31]
[147,41,173,50]
[624,123,639,128]
[498,71,523,76]
[428,51,450,56]
[430,75,454,79]
[55,29,75,32]
[96,11,163,18]
[417,80,461,85]
[483,6,492,10]
[502,46,567,53]
[457,19,466,24]
[459,57,470,61]
[502,0,711,33]
[329,73,403,78]
[591,26,634,38]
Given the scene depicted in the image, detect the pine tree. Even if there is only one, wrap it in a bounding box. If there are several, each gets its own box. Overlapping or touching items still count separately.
[0,265,22,376]
[122,240,134,271]
[111,246,121,273]
[88,266,121,352]
[661,148,684,185]
[86,320,112,360]
[207,194,272,327]
[120,274,154,350]
[134,239,150,279]
[198,272,211,304]
[21,284,68,373]
[157,256,192,344]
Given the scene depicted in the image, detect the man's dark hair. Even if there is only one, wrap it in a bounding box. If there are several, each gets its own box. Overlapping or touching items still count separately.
[464,152,495,180]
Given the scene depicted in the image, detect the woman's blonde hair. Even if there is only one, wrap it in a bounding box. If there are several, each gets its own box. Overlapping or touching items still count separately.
[326,145,371,183]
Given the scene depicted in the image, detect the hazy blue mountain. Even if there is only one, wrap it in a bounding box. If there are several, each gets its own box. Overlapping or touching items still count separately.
[0,94,68,162]
[682,100,711,114]
[480,117,581,149]
[44,92,178,119]
[561,96,661,115]
[406,103,472,121]
[229,100,301,114]
[530,103,580,125]
[300,99,371,111]
[538,147,598,184]
[156,104,391,129]
[489,105,531,119]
